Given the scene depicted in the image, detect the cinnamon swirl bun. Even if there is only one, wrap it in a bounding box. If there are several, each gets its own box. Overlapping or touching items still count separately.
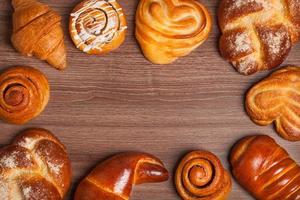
[69,0,127,54]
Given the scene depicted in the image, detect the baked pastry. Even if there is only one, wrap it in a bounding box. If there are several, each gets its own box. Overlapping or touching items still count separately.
[0,66,49,124]
[0,128,72,200]
[218,0,300,75]
[11,0,67,70]
[231,135,300,199]
[246,66,300,141]
[136,0,212,64]
[69,0,127,54]
[175,151,232,200]
[75,152,169,200]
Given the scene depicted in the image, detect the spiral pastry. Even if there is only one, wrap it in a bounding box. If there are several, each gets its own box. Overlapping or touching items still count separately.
[0,66,49,124]
[135,0,212,64]
[69,0,127,54]
[175,151,232,200]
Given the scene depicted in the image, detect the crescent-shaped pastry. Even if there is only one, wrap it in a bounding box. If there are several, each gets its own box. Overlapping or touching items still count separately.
[74,152,169,200]
[0,66,49,124]
[136,0,212,64]
[69,0,127,54]
[11,0,67,70]
[246,66,300,141]
[175,151,232,200]
[231,135,300,199]
[218,0,300,75]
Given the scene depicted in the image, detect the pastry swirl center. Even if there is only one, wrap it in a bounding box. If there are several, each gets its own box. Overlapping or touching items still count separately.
[4,85,27,106]
[189,165,212,187]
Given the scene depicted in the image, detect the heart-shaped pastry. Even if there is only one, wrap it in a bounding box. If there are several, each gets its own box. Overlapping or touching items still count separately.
[136,0,212,64]
[246,66,300,141]
[0,128,72,200]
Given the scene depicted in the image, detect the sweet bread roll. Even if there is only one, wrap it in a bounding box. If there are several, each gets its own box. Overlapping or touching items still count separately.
[11,0,67,70]
[136,0,212,64]
[0,66,49,124]
[218,0,300,75]
[0,128,72,200]
[69,0,127,54]
[175,151,232,200]
[231,135,300,199]
[246,66,300,141]
[75,152,169,200]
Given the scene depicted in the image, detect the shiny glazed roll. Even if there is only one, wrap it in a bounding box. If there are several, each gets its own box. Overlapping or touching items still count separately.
[231,135,300,199]
[175,151,232,200]
[246,66,300,141]
[136,0,212,64]
[75,152,169,200]
[0,66,49,124]
[69,0,127,54]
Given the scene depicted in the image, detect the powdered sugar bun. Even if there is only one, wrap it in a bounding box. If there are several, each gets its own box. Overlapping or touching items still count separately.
[69,0,127,54]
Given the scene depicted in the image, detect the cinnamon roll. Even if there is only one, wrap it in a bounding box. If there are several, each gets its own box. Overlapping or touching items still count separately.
[0,66,49,124]
[175,151,232,200]
[136,0,212,64]
[69,0,127,54]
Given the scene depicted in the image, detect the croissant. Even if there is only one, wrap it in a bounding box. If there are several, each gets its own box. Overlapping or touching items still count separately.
[246,66,300,141]
[135,0,212,64]
[230,135,300,199]
[175,151,232,200]
[74,152,169,200]
[0,66,49,124]
[218,0,300,75]
[11,0,67,70]
[0,128,72,200]
[69,0,127,54]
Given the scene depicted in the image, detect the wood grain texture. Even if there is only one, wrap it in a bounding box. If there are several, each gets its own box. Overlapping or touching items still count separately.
[0,0,300,199]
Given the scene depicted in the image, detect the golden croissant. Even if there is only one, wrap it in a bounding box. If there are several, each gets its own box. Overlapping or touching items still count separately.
[75,152,169,200]
[0,128,72,200]
[69,0,127,54]
[11,0,67,70]
[231,135,300,199]
[246,66,300,141]
[136,0,212,64]
[218,0,300,75]
[175,151,232,200]
[0,66,49,124]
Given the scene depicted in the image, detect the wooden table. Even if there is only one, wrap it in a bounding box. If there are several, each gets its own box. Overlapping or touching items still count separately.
[0,0,300,199]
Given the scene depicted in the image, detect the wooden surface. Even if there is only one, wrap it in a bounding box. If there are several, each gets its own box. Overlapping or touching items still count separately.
[0,0,300,199]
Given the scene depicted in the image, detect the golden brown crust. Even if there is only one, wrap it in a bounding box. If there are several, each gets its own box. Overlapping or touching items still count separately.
[11,0,67,70]
[74,152,169,200]
[0,66,49,125]
[69,0,127,55]
[0,128,72,200]
[230,135,300,199]
[246,66,300,141]
[135,0,212,64]
[218,0,300,75]
[175,151,232,200]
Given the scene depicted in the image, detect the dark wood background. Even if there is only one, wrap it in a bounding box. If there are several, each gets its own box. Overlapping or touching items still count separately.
[0,0,300,199]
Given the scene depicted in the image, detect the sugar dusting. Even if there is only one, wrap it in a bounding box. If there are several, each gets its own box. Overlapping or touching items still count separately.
[47,161,63,175]
[232,32,252,53]
[0,151,19,168]
[261,30,289,57]
[230,0,271,10]
[234,56,256,74]
[18,137,36,149]
[22,186,32,199]
[70,0,127,52]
